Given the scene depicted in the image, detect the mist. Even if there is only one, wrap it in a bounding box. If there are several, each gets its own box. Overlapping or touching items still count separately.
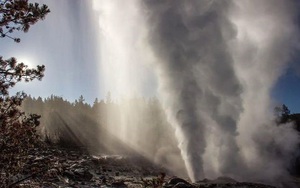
[231,0,300,181]
[20,0,300,185]
[140,0,300,183]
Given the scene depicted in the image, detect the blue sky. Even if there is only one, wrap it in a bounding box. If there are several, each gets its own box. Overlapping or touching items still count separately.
[5,0,157,104]
[2,0,300,113]
[273,66,300,113]
[5,0,105,104]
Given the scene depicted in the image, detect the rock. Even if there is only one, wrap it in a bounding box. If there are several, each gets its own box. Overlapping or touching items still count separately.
[63,170,75,180]
[169,177,190,185]
[74,169,93,181]
[111,180,127,187]
[9,146,287,188]
[164,177,192,188]
[193,176,279,188]
[174,182,193,188]
[213,176,237,184]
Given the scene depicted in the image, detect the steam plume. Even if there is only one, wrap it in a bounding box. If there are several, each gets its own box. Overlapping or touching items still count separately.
[143,0,245,181]
[142,0,299,182]
[93,0,300,183]
[231,0,300,181]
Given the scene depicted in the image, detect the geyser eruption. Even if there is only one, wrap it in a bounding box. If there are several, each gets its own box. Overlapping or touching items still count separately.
[93,0,300,183]
[92,0,159,149]
[230,0,300,180]
[143,0,299,182]
[93,0,154,99]
[143,0,244,181]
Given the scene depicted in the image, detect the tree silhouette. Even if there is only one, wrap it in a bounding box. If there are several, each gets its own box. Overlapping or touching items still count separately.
[274,104,291,124]
[0,0,50,42]
[78,95,85,104]
[282,104,290,116]
[0,0,49,185]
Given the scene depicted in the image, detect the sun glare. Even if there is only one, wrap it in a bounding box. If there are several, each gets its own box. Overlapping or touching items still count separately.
[17,56,36,68]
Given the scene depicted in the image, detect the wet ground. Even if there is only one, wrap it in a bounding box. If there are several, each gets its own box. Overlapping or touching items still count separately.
[6,146,299,188]
[8,146,166,187]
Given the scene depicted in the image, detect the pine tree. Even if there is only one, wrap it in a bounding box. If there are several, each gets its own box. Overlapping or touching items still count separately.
[0,0,50,42]
[0,0,50,185]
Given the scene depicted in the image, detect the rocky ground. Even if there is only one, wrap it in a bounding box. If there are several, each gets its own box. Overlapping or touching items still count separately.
[6,146,299,188]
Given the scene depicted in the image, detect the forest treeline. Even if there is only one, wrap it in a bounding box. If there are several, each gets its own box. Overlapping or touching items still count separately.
[21,94,181,164]
[21,95,300,175]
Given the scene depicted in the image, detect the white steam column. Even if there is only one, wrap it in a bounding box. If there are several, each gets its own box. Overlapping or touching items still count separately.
[92,0,300,183]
